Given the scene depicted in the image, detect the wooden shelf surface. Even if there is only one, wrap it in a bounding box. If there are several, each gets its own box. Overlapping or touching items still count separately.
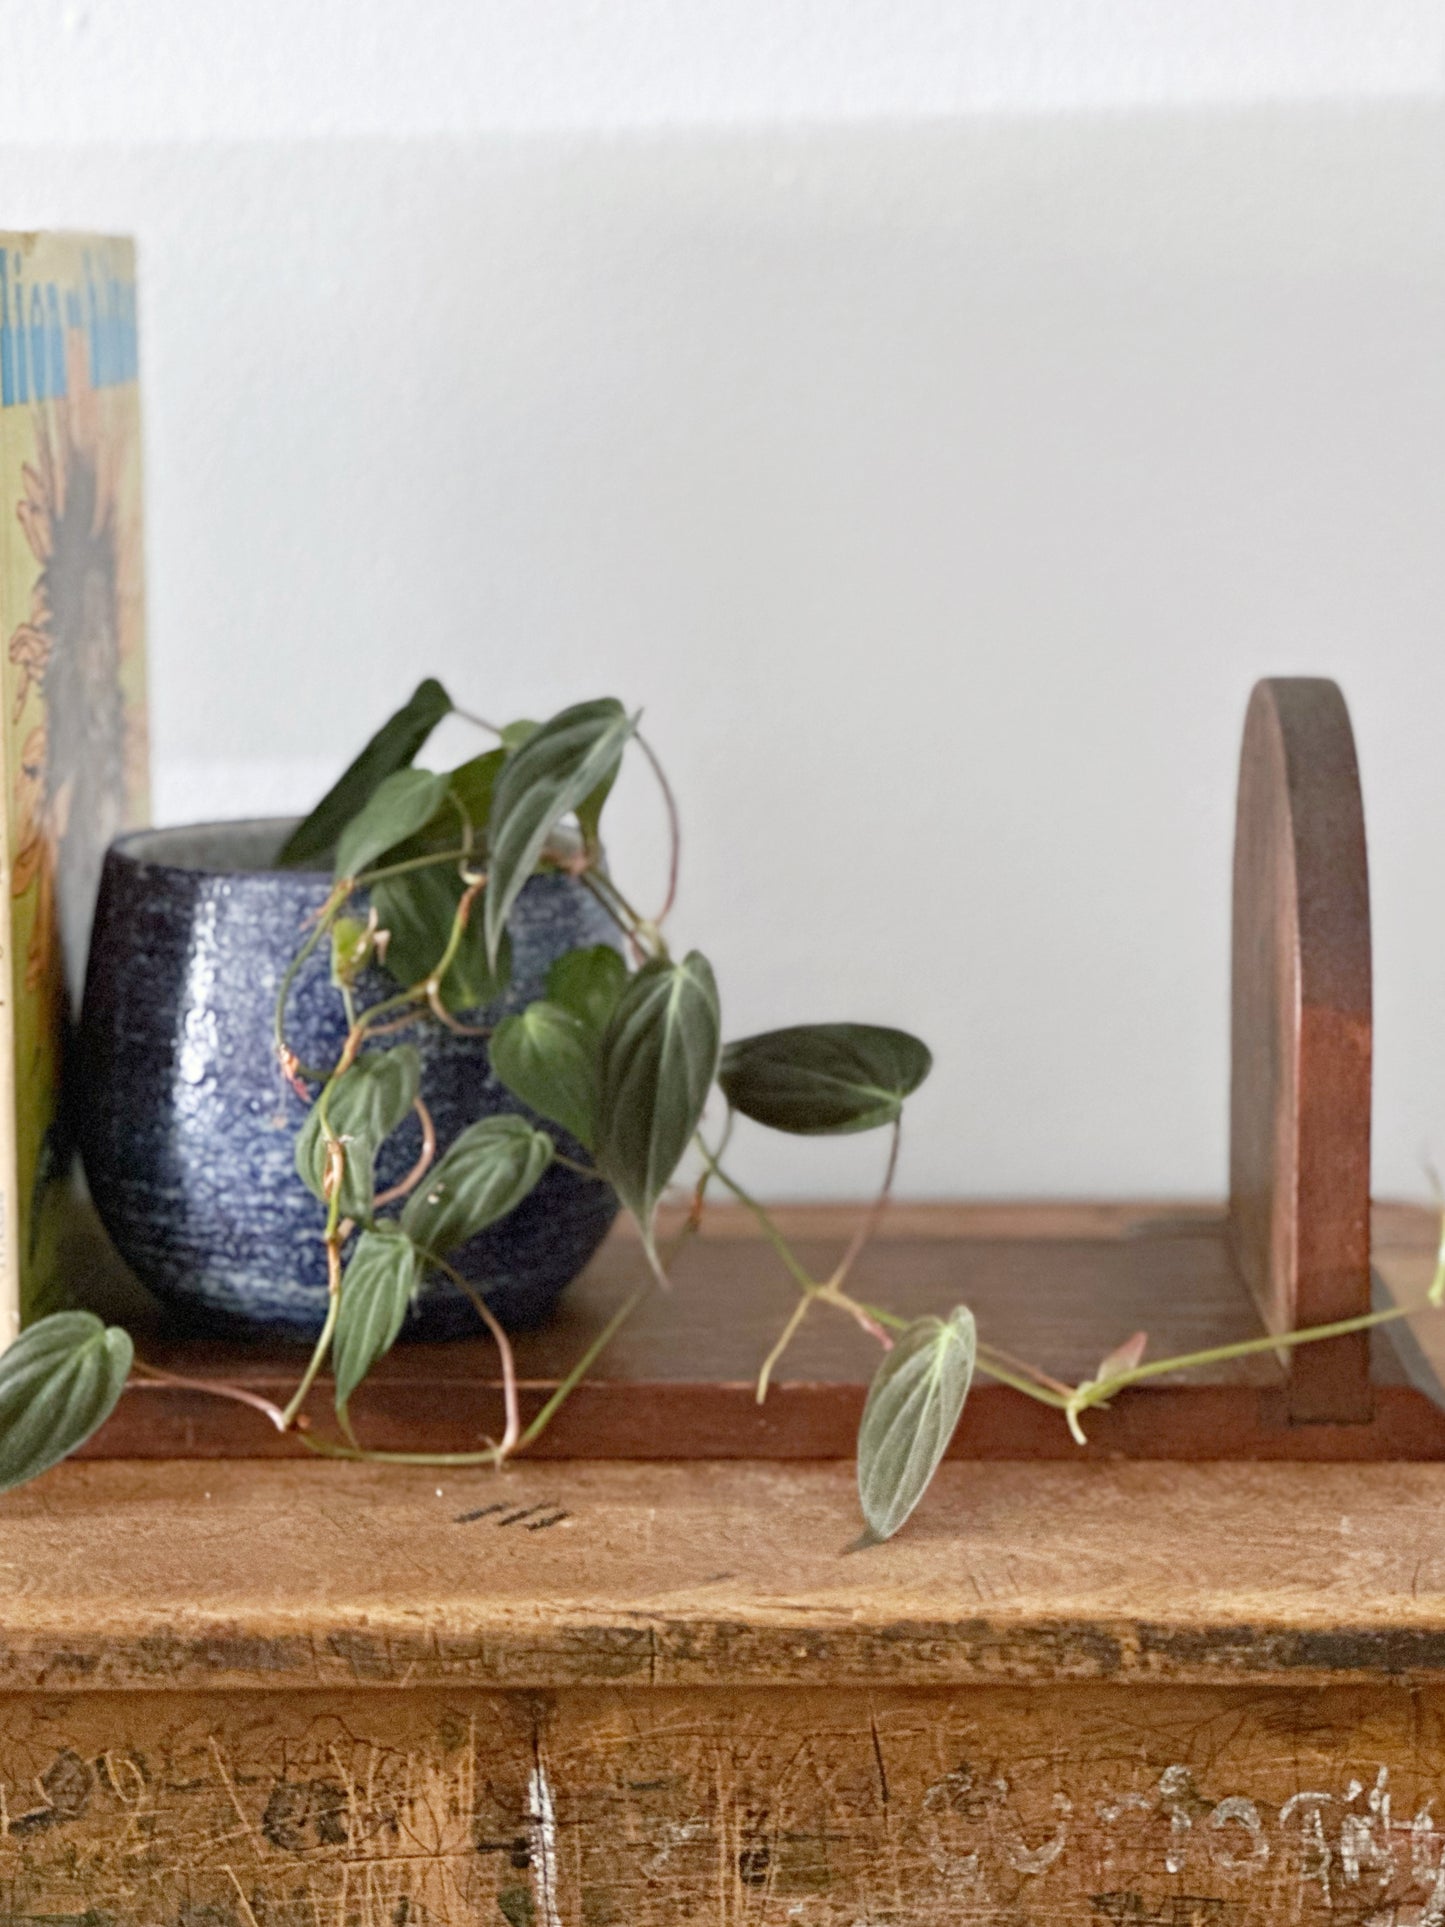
[74,1198,1445,1463]
[9,1453,1445,1693]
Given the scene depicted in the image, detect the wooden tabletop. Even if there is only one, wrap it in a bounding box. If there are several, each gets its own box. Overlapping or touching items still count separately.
[8,1454,1445,1694]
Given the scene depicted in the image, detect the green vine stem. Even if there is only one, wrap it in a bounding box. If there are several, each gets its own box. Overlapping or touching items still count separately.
[634,728,681,925]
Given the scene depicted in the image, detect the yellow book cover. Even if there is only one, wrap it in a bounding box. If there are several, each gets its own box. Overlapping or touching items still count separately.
[0,233,148,1340]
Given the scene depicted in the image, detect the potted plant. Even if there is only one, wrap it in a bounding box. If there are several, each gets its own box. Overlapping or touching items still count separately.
[1,683,1440,1541]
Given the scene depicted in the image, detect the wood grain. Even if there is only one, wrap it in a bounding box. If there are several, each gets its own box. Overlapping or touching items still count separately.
[1229,677,1373,1422]
[10,1451,1445,1693]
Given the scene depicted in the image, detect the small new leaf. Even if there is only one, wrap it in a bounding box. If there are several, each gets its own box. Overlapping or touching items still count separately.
[596,951,720,1249]
[720,1023,933,1135]
[279,678,452,868]
[856,1308,976,1541]
[546,944,628,1040]
[402,1115,554,1258]
[491,1001,601,1151]
[1094,1331,1148,1384]
[330,916,373,989]
[295,1047,421,1222]
[334,768,450,880]
[0,1311,134,1493]
[333,1226,422,1421]
[483,699,635,969]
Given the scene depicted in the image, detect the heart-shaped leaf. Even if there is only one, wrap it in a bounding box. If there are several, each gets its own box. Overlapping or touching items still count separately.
[857,1308,975,1541]
[576,764,620,851]
[295,1046,421,1222]
[596,951,720,1249]
[333,1225,422,1420]
[719,1024,932,1136]
[0,1311,133,1492]
[371,868,510,1010]
[279,678,452,868]
[402,1115,554,1258]
[546,944,628,1040]
[483,699,635,968]
[491,1001,601,1150]
[447,749,506,837]
[334,768,450,880]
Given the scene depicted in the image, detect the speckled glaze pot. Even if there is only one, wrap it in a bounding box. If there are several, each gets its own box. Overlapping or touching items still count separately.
[77,819,621,1340]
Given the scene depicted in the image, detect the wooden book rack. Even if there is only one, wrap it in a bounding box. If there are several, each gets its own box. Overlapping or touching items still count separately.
[79,676,1445,1462]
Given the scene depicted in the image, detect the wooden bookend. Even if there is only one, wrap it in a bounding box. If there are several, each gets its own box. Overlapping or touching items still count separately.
[1228,678,1373,1423]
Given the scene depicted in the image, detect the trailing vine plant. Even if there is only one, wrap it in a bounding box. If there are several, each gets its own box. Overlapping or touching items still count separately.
[3,680,1445,1540]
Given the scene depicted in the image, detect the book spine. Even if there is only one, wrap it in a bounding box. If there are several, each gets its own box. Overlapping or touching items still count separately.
[0,386,18,1347]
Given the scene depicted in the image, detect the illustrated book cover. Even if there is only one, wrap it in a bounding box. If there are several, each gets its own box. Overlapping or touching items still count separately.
[0,232,148,1341]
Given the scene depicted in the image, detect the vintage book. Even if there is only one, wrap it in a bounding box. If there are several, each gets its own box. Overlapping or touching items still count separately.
[0,233,148,1341]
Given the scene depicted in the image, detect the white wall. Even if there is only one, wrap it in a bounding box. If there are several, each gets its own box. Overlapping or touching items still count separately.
[2,6,1442,1201]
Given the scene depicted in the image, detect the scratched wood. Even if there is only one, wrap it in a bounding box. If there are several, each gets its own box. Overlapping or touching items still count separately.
[1,1685,1445,1922]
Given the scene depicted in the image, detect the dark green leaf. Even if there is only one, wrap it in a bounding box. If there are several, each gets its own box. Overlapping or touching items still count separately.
[491,1001,601,1150]
[280,678,452,868]
[333,1226,421,1419]
[857,1308,976,1541]
[546,944,628,1040]
[334,768,450,881]
[0,1311,133,1492]
[483,699,635,969]
[719,1024,932,1136]
[371,867,510,1010]
[596,952,720,1248]
[402,1115,554,1257]
[447,749,506,837]
[295,1046,421,1222]
[576,763,619,850]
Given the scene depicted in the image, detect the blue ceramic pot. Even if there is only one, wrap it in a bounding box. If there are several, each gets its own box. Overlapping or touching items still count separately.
[78,819,622,1339]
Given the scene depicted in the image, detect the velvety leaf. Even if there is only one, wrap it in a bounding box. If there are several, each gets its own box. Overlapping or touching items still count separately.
[576,763,619,850]
[334,768,450,880]
[279,678,452,868]
[295,1046,421,1222]
[491,1001,601,1150]
[857,1308,976,1541]
[483,699,635,969]
[719,1023,933,1136]
[371,867,510,1010]
[546,944,628,1040]
[0,1312,133,1493]
[402,1115,554,1258]
[596,951,720,1247]
[499,719,539,753]
[333,1226,421,1419]
[447,749,506,837]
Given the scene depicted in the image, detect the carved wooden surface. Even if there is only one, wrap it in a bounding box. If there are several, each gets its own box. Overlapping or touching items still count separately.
[2,1683,1445,1924]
